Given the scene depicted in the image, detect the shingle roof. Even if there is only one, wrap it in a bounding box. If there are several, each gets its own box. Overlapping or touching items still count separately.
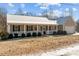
[57,16,73,25]
[7,14,57,25]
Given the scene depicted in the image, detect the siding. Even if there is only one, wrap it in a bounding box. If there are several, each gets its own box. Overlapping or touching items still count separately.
[64,17,76,26]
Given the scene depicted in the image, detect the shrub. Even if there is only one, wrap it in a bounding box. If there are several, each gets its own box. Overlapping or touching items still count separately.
[63,31,67,35]
[0,31,9,40]
[8,34,13,39]
[57,30,63,35]
[37,32,42,36]
[43,31,46,35]
[32,32,37,37]
[27,33,31,37]
[14,33,18,38]
[56,30,67,35]
[21,33,25,38]
[53,31,57,35]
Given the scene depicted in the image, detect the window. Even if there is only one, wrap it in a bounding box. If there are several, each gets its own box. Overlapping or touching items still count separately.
[40,26,42,31]
[43,26,47,31]
[26,25,35,31]
[30,25,33,31]
[27,25,31,31]
[49,26,52,30]
[58,25,63,30]
[13,25,20,31]
[54,26,56,30]
[33,26,37,31]
[26,25,28,31]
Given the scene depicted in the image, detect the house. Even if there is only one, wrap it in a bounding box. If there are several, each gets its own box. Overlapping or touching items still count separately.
[7,14,76,37]
[57,16,76,34]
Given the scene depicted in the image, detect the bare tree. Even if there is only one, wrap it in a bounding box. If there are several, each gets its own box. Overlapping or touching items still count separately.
[76,20,79,32]
[0,7,7,39]
[15,7,24,15]
[41,10,48,17]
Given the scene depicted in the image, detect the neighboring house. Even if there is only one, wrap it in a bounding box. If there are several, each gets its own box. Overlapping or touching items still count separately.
[76,20,79,32]
[57,16,76,34]
[7,14,76,37]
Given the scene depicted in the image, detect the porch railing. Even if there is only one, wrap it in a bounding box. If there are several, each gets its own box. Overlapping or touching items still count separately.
[9,30,57,36]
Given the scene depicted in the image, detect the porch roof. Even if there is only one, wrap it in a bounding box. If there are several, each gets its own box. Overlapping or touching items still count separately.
[7,14,58,25]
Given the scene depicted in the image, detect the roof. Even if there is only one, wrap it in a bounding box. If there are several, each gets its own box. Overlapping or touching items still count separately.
[7,14,57,25]
[57,16,73,25]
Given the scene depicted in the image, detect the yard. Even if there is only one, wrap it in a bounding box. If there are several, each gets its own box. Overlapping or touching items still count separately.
[0,35,79,56]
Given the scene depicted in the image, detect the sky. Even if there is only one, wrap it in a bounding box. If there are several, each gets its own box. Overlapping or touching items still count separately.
[0,3,79,21]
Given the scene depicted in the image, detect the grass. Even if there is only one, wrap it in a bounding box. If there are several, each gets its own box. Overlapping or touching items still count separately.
[0,35,79,55]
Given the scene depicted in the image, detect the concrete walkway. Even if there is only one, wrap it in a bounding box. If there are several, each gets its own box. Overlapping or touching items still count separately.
[29,43,79,56]
[73,32,79,35]
[39,43,79,56]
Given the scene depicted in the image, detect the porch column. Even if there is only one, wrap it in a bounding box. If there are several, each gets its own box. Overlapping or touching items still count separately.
[24,25,26,33]
[7,24,10,33]
[56,25,58,31]
[48,25,49,34]
[37,25,39,32]
[63,25,65,31]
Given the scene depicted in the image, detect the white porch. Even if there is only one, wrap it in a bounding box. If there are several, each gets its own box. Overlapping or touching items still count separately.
[7,24,60,36]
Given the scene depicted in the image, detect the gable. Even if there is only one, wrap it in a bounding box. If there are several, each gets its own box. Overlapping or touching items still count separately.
[64,16,76,26]
[57,16,70,25]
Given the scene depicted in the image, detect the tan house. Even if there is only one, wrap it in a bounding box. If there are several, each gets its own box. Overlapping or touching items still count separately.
[57,16,76,34]
[7,14,76,37]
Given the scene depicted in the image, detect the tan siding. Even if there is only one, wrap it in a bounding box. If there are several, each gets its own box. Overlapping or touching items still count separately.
[64,17,76,26]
